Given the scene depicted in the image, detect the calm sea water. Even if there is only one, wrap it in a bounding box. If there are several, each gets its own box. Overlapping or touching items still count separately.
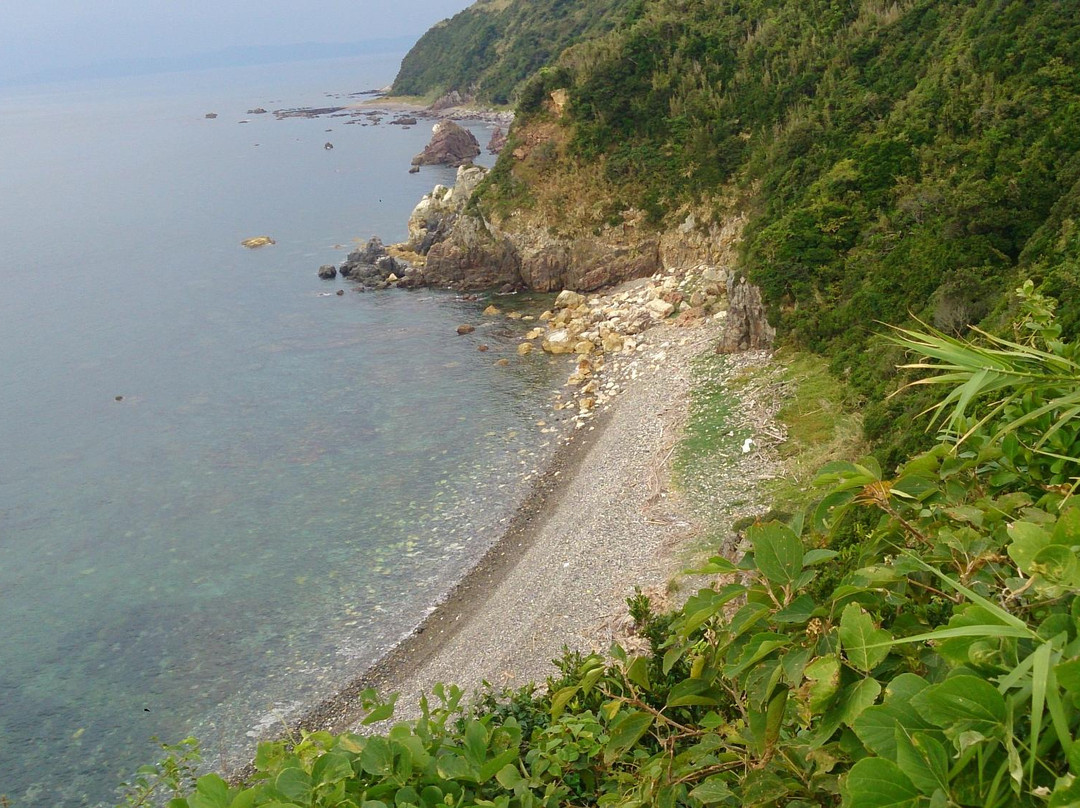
[0,56,562,806]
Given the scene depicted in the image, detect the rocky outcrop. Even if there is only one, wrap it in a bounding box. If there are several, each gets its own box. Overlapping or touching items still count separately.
[422,214,522,289]
[406,164,488,254]
[412,121,481,167]
[716,275,775,353]
[487,127,507,154]
[333,237,421,290]
[430,91,472,111]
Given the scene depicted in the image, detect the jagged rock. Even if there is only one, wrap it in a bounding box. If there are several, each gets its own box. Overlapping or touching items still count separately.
[348,237,388,266]
[487,127,507,154]
[247,108,268,114]
[409,165,420,174]
[411,121,480,167]
[318,264,337,279]
[717,276,776,353]
[406,165,488,254]
[422,214,521,289]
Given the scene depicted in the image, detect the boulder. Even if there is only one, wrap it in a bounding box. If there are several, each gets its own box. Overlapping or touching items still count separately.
[411,121,481,167]
[646,299,676,319]
[456,324,475,335]
[554,290,586,309]
[542,329,575,354]
[317,264,337,279]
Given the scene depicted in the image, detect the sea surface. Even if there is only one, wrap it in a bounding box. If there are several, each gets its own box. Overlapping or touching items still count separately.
[0,55,563,806]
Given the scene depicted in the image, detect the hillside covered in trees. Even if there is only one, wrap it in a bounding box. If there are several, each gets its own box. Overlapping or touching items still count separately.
[398,0,1080,463]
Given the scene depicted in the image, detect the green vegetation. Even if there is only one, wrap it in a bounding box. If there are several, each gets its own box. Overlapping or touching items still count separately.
[122,282,1080,806]
[410,0,1080,462]
[390,0,642,105]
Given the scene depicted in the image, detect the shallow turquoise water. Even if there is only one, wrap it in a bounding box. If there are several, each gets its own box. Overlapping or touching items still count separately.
[0,57,562,806]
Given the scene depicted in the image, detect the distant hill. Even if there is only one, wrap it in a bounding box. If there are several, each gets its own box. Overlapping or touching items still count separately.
[390,0,642,105]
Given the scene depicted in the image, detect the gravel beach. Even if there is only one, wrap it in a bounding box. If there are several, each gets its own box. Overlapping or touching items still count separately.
[311,310,773,731]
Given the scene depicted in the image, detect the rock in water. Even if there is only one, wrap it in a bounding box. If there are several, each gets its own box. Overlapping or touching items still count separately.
[411,121,481,167]
[456,324,476,335]
[318,264,337,279]
[241,236,275,249]
[487,127,507,154]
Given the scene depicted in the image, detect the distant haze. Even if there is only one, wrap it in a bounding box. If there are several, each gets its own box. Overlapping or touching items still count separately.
[0,0,474,84]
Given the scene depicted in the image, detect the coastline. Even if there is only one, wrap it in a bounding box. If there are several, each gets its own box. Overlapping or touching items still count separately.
[227,298,763,782]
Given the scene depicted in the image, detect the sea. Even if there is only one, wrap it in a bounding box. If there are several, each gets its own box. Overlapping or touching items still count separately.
[0,53,565,806]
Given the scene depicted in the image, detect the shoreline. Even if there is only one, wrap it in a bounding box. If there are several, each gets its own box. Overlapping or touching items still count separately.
[227,356,610,784]
[228,298,745,781]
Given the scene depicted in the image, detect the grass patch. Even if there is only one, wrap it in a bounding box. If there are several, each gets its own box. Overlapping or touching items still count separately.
[768,348,864,509]
[672,352,747,486]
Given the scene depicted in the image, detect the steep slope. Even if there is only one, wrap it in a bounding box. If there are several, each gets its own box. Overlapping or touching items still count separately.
[390,0,642,105]
[458,0,1080,458]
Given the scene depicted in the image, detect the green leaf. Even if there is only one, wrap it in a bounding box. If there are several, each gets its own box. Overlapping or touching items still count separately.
[853,674,934,760]
[803,549,839,567]
[478,748,519,784]
[749,522,804,586]
[845,758,921,808]
[740,769,792,804]
[688,775,733,804]
[894,729,948,794]
[550,684,579,719]
[1007,521,1053,575]
[910,675,1007,740]
[495,764,523,789]
[360,737,396,777]
[626,655,651,691]
[604,710,654,764]
[311,751,354,786]
[274,768,312,802]
[773,594,816,624]
[667,677,723,708]
[839,604,892,672]
[803,655,840,713]
[362,700,397,725]
[463,720,488,768]
[188,774,230,808]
